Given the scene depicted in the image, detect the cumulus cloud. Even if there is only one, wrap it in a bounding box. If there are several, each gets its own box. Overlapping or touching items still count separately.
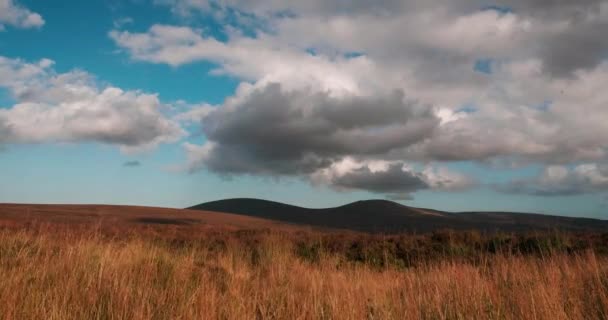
[173,103,214,123]
[309,158,475,199]
[0,56,184,152]
[110,11,608,166]
[407,60,608,165]
[499,164,608,196]
[177,82,467,198]
[0,0,44,29]
[421,166,476,191]
[109,24,383,96]
[184,83,437,175]
[112,0,608,197]
[150,0,608,77]
[331,163,428,199]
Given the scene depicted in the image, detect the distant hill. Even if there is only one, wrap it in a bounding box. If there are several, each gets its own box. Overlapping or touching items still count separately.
[2,201,605,235]
[189,198,608,233]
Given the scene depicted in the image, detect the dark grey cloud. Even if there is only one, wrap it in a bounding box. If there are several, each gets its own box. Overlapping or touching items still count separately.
[0,118,11,143]
[123,160,142,167]
[505,0,608,77]
[458,0,608,77]
[408,1,608,77]
[537,20,608,77]
[507,0,606,15]
[331,163,429,196]
[199,83,438,175]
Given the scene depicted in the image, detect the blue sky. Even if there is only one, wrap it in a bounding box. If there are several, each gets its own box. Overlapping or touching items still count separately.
[1,0,607,219]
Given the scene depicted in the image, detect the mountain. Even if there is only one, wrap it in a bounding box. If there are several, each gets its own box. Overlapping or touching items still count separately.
[189,198,608,233]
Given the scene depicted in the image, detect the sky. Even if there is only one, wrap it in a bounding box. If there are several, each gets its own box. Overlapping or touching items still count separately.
[0,0,608,219]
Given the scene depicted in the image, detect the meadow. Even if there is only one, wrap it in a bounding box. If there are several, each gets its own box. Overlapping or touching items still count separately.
[0,220,607,320]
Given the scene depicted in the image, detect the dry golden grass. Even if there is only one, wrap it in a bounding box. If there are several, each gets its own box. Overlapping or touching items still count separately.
[0,224,607,320]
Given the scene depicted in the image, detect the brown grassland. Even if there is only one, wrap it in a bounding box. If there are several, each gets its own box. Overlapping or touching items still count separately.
[0,204,607,319]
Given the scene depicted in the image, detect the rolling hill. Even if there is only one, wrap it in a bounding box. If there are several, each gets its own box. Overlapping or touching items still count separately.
[1,200,606,234]
[190,198,608,233]
[0,203,294,233]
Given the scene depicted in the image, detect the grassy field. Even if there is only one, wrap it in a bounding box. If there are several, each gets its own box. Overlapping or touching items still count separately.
[0,220,607,320]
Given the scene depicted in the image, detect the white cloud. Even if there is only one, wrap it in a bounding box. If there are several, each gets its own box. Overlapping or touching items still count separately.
[181,141,215,172]
[421,166,476,191]
[0,56,185,153]
[112,17,134,29]
[109,24,380,96]
[0,0,44,29]
[173,103,214,123]
[154,0,211,16]
[309,157,474,199]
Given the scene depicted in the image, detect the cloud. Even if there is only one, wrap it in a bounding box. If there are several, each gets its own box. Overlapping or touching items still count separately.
[109,25,227,68]
[0,0,44,29]
[407,60,608,165]
[184,83,437,175]
[498,164,608,196]
[123,160,142,167]
[113,17,134,29]
[153,0,211,16]
[109,24,380,96]
[110,18,608,168]
[177,82,470,197]
[112,1,608,198]
[0,56,185,152]
[330,163,428,199]
[147,0,608,77]
[309,158,475,199]
[173,103,214,123]
[421,166,476,191]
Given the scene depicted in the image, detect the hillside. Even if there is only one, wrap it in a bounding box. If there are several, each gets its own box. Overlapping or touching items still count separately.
[0,203,295,234]
[190,198,608,233]
[1,201,606,234]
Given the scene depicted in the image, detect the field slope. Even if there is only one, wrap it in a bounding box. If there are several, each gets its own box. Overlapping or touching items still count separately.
[0,202,607,319]
[0,203,295,233]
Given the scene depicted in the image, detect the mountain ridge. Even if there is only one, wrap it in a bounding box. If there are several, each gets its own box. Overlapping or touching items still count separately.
[188,198,608,233]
